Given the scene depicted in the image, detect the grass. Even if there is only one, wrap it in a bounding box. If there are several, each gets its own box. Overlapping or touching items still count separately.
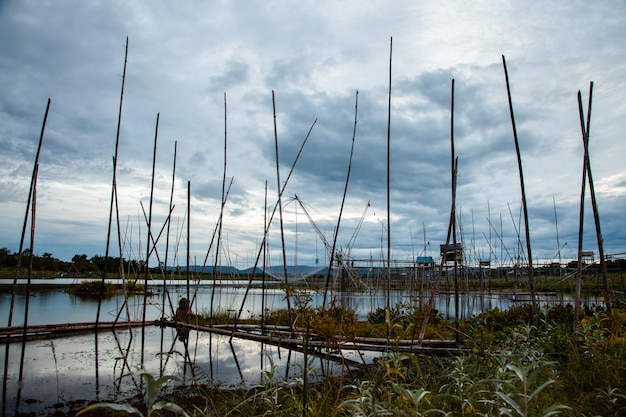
[125,292,626,416]
[67,279,148,297]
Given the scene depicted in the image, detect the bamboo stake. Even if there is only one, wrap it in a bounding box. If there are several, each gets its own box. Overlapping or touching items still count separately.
[579,83,610,311]
[322,90,359,307]
[418,159,458,344]
[450,79,460,341]
[141,112,159,364]
[18,165,38,386]
[210,93,229,321]
[575,90,588,334]
[5,99,49,416]
[187,180,191,300]
[113,156,131,323]
[501,55,537,324]
[8,98,50,327]
[262,181,268,328]
[386,37,393,314]
[553,196,563,277]
[234,119,317,325]
[272,90,293,326]
[163,141,178,316]
[97,37,128,327]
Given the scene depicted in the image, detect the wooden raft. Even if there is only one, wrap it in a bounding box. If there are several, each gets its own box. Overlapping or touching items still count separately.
[0,320,157,342]
[160,320,461,356]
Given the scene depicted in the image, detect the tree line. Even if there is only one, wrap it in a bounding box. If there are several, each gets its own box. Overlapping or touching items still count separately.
[0,247,145,276]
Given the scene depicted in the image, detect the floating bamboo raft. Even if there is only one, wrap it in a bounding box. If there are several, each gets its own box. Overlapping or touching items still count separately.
[160,320,462,356]
[0,320,156,342]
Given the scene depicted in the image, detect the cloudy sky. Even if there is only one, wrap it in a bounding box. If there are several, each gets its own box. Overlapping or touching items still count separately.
[1,1,625,271]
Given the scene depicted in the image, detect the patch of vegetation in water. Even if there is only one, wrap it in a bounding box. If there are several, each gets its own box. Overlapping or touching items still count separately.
[67,279,147,297]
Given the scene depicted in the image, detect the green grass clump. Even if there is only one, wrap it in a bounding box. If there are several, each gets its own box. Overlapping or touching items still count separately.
[68,280,117,296]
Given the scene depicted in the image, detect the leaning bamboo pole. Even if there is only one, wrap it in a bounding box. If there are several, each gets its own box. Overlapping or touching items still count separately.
[160,141,178,376]
[18,165,38,385]
[141,112,160,364]
[163,141,178,317]
[4,100,49,416]
[97,37,128,327]
[322,90,359,307]
[579,83,610,311]
[233,118,316,325]
[501,55,538,324]
[574,90,589,334]
[8,98,50,328]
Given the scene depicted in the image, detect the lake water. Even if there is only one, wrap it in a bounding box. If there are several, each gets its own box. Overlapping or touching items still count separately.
[0,280,604,416]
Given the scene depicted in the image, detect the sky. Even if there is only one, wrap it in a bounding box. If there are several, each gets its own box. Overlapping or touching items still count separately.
[1,0,625,271]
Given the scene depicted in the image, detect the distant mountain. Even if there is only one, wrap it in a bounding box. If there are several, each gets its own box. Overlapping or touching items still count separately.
[163,265,327,279]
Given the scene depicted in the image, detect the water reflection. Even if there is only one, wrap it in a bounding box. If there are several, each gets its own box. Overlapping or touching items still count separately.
[0,283,605,416]
[1,285,604,327]
[1,325,373,416]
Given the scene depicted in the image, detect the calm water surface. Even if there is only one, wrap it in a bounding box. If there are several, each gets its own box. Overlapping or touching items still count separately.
[0,280,604,416]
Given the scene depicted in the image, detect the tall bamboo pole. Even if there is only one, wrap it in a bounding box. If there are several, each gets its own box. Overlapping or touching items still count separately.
[97,37,128,326]
[186,181,191,300]
[234,119,316,324]
[450,79,460,340]
[141,113,159,364]
[15,166,38,414]
[4,99,50,416]
[574,90,588,334]
[262,181,268,328]
[272,91,293,325]
[18,165,38,385]
[501,55,537,324]
[418,158,458,344]
[163,141,178,317]
[8,98,51,327]
[386,37,393,313]
[580,83,610,311]
[210,93,228,321]
[322,90,359,307]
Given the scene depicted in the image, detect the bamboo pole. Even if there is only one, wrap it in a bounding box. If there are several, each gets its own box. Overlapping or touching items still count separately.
[187,180,191,300]
[141,112,159,364]
[18,165,38,385]
[262,181,268,328]
[322,90,359,307]
[386,37,393,314]
[97,37,128,326]
[574,90,588,334]
[8,98,51,327]
[4,99,49,416]
[450,79,460,341]
[210,93,229,322]
[501,55,537,324]
[418,159,458,344]
[163,141,178,316]
[579,83,610,311]
[234,119,316,325]
[272,90,293,326]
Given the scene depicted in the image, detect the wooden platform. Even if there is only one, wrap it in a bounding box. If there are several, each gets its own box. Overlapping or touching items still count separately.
[160,320,462,356]
[0,320,157,342]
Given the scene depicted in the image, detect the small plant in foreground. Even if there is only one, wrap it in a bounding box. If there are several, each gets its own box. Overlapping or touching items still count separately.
[77,369,190,417]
